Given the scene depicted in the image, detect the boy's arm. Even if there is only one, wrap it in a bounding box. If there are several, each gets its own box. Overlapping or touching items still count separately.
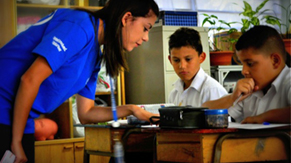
[201,94,233,109]
[241,107,291,124]
[202,78,258,109]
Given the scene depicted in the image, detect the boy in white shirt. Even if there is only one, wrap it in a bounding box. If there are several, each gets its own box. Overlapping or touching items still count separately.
[202,25,291,123]
[168,27,228,106]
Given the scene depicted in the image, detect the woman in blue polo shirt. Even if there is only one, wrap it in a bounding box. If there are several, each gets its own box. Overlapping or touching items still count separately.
[0,0,159,162]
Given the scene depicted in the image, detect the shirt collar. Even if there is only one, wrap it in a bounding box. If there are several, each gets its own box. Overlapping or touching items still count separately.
[272,65,289,91]
[173,67,205,92]
[191,68,206,92]
[252,65,289,98]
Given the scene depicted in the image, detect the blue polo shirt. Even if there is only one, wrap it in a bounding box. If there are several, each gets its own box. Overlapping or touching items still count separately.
[0,9,102,133]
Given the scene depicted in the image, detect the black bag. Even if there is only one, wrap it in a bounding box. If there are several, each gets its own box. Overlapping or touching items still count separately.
[150,106,208,129]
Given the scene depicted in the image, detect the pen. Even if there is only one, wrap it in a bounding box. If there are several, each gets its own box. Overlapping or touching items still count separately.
[263,122,270,125]
[110,77,120,128]
[232,94,242,106]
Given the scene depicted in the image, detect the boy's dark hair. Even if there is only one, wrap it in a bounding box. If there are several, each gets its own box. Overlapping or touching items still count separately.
[235,25,286,62]
[168,27,203,55]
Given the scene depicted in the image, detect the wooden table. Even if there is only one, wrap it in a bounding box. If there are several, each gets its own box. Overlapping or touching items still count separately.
[81,124,290,163]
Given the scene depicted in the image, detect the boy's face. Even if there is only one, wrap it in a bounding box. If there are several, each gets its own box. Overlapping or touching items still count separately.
[237,48,278,91]
[169,46,205,86]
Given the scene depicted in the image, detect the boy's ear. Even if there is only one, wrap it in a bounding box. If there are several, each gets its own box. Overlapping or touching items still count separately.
[270,53,282,69]
[199,52,206,63]
[121,12,133,27]
[168,55,172,64]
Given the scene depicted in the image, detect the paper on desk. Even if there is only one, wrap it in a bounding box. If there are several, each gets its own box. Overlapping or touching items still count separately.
[141,124,159,128]
[138,103,175,114]
[228,122,290,130]
[107,120,128,125]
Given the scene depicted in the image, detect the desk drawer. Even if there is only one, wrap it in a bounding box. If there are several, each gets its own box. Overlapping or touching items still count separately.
[156,133,202,163]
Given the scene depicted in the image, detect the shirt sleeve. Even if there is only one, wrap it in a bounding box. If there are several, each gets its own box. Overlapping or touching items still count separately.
[78,68,99,100]
[32,20,90,72]
[228,102,244,122]
[286,79,291,106]
[201,87,228,104]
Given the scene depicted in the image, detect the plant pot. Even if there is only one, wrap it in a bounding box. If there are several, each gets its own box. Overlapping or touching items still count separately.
[210,51,234,66]
[283,39,291,55]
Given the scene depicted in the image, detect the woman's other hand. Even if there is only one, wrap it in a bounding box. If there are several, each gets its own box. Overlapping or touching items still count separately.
[11,142,27,163]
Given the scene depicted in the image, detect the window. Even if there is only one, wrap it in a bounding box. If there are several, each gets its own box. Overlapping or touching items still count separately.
[154,0,287,31]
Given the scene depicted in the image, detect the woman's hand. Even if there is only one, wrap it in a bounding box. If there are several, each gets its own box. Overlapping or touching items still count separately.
[130,105,159,122]
[11,142,27,163]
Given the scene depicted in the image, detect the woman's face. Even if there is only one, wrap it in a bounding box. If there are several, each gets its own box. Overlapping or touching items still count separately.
[121,10,157,52]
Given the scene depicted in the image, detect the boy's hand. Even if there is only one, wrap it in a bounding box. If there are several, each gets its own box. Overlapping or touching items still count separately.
[241,115,264,124]
[231,78,259,103]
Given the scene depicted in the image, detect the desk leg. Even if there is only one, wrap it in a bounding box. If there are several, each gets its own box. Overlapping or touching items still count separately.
[213,131,291,163]
[83,149,90,163]
[153,135,157,163]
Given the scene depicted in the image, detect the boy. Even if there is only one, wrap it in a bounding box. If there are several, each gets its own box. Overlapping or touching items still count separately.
[168,27,228,106]
[202,25,291,123]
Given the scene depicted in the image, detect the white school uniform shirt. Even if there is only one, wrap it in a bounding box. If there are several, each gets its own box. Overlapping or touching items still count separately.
[168,68,228,107]
[228,66,291,122]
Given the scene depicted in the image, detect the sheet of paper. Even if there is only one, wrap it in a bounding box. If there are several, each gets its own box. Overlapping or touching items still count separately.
[107,120,128,125]
[141,124,159,128]
[228,122,290,130]
[138,103,175,114]
[0,150,15,163]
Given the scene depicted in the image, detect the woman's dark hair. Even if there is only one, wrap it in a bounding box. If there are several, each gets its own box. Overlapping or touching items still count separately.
[79,0,159,77]
[236,25,286,62]
[168,27,203,56]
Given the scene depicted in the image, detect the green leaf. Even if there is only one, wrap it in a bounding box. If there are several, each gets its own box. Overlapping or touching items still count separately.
[202,18,209,26]
[256,0,269,13]
[258,9,271,16]
[210,15,218,19]
[264,16,281,27]
[251,17,260,25]
[228,28,238,34]
[216,27,226,31]
[243,1,253,13]
[218,20,231,28]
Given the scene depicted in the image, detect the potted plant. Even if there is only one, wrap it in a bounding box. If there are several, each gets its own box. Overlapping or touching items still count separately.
[238,0,290,55]
[202,14,239,65]
[237,0,281,33]
[274,2,291,55]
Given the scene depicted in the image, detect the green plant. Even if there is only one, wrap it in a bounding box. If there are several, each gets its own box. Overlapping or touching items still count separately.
[237,0,281,33]
[202,13,238,51]
[274,3,291,38]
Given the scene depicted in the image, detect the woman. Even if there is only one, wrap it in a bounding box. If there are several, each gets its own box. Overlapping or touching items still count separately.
[0,0,159,162]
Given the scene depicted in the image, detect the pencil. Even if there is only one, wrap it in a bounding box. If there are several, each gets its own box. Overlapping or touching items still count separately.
[179,101,183,106]
[233,94,242,106]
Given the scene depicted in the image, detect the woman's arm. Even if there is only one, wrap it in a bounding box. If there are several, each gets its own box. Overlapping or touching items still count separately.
[241,107,291,124]
[76,94,157,124]
[12,56,53,163]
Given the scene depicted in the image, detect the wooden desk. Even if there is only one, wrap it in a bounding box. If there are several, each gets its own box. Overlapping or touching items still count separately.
[82,125,290,163]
